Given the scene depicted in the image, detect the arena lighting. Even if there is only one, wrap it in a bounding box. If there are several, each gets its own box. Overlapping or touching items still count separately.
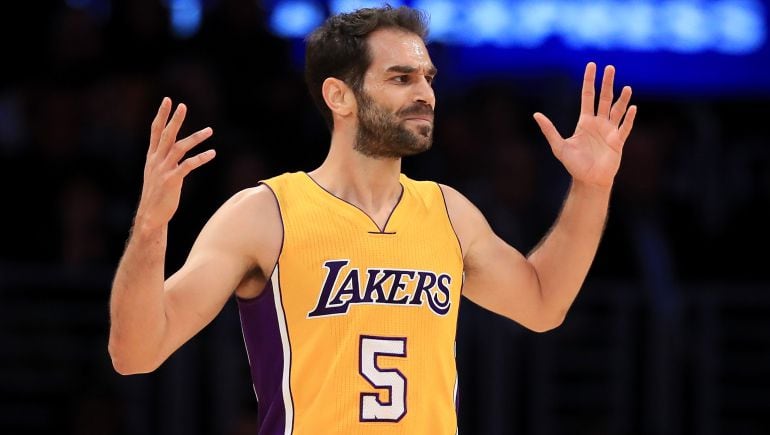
[168,0,203,39]
[267,0,767,54]
[331,0,406,13]
[271,1,326,37]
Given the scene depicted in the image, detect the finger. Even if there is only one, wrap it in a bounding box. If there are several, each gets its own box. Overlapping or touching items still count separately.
[580,62,597,116]
[149,97,172,154]
[597,65,615,118]
[533,112,564,155]
[157,103,188,157]
[177,149,216,178]
[610,86,632,126]
[619,105,638,144]
[166,127,214,164]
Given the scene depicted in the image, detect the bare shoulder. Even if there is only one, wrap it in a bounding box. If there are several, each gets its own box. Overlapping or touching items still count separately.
[215,185,282,229]
[438,184,472,212]
[196,184,283,279]
[223,184,281,219]
[438,183,487,224]
[438,184,490,258]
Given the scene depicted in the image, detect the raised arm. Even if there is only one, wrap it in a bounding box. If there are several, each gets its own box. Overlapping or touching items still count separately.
[444,62,636,332]
[108,99,281,374]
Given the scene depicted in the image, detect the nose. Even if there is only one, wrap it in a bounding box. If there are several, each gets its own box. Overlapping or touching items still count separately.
[414,76,435,108]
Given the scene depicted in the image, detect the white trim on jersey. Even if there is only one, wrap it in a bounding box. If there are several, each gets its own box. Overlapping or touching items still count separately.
[272,265,294,434]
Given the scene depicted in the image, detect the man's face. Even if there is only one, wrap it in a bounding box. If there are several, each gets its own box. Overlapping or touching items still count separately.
[353,28,437,159]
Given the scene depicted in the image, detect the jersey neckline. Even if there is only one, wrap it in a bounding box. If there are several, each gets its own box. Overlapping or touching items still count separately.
[300,171,405,234]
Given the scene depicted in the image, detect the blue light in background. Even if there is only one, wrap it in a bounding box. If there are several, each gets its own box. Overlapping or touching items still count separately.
[617,2,656,51]
[266,0,770,95]
[267,0,768,54]
[465,1,511,46]
[559,2,617,50]
[331,0,405,14]
[514,2,560,48]
[662,1,714,53]
[168,0,202,39]
[270,1,325,37]
[413,0,457,41]
[714,0,766,53]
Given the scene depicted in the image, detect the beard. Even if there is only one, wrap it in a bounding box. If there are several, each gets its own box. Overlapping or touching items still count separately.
[354,90,434,159]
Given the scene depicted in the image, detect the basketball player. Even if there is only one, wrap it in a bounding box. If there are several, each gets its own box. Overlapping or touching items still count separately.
[108,6,636,434]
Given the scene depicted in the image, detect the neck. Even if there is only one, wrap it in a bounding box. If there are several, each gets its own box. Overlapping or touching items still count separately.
[308,130,403,213]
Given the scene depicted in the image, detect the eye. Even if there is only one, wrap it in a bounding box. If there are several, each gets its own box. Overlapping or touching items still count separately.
[393,75,409,84]
[426,75,435,85]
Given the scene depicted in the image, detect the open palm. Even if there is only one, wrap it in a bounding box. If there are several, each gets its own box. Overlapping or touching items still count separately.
[534,63,637,188]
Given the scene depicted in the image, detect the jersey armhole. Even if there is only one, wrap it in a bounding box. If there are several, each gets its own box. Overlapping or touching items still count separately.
[236,181,285,303]
[436,182,465,262]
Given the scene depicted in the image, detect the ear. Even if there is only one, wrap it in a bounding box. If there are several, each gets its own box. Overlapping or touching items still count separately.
[322,77,356,118]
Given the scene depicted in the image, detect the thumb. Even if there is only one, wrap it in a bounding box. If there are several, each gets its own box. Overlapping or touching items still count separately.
[533,112,563,155]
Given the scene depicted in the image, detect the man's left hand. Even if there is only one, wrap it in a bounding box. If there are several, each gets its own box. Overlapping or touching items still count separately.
[533,62,637,189]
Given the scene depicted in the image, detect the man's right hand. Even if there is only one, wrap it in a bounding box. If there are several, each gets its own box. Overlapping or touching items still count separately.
[135,97,215,232]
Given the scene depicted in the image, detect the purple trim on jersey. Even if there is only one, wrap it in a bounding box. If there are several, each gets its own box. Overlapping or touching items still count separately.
[237,282,286,435]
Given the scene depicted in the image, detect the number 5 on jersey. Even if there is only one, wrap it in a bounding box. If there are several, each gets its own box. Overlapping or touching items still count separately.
[359,336,407,422]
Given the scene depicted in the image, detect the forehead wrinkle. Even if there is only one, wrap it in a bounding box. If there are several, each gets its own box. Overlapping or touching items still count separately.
[366,28,433,69]
[385,64,438,76]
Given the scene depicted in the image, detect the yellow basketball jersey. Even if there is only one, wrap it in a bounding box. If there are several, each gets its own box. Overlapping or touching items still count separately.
[237,171,463,435]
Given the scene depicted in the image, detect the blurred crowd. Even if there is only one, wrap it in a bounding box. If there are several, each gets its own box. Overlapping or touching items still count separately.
[1,1,768,434]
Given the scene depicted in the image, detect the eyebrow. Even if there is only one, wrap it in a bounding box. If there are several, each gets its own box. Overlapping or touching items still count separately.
[385,64,438,76]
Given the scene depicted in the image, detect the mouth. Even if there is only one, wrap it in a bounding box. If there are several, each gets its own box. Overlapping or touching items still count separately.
[403,116,434,124]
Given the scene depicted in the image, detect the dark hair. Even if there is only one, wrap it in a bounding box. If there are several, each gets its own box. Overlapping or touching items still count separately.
[304,5,429,131]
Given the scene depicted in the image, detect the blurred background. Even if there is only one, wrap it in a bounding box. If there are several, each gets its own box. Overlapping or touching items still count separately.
[1,0,769,434]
